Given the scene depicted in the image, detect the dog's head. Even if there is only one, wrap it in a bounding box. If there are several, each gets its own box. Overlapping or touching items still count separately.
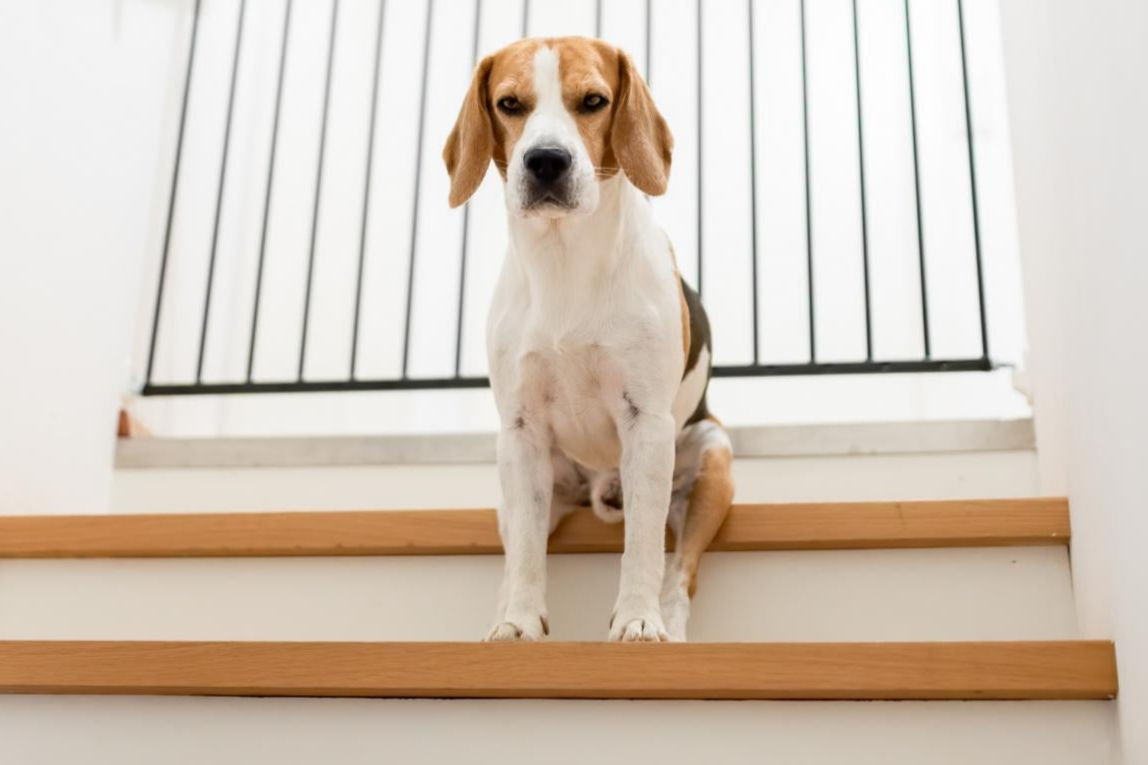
[443,37,673,218]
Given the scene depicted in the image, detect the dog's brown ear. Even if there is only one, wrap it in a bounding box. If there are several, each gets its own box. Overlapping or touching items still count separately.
[443,56,495,208]
[611,51,673,196]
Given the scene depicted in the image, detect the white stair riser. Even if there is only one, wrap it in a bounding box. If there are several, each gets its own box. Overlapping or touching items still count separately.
[0,697,1116,765]
[110,452,1040,514]
[0,547,1075,642]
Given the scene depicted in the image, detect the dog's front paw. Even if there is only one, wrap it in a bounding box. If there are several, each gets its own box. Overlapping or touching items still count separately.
[608,609,668,643]
[485,614,549,642]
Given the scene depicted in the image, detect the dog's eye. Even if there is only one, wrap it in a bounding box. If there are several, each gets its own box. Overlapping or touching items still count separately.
[497,96,522,115]
[582,93,608,112]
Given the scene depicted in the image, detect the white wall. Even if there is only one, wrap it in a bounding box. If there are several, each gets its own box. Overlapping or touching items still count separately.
[999,1,1148,761]
[0,1,186,515]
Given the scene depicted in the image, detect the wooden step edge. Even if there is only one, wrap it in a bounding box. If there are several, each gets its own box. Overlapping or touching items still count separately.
[0,498,1070,559]
[0,640,1114,701]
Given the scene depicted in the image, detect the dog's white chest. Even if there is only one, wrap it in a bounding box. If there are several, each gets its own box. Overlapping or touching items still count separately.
[484,179,686,475]
[524,345,625,472]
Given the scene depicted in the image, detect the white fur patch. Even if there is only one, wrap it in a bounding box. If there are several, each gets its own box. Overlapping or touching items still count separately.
[532,47,563,110]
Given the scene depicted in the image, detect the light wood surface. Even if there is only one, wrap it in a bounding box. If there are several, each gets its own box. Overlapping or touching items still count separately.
[0,499,1069,558]
[0,640,1114,700]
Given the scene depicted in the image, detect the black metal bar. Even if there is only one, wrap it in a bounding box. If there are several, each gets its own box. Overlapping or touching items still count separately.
[141,358,994,397]
[904,0,931,358]
[712,358,992,377]
[747,0,759,364]
[595,0,602,38]
[799,0,815,362]
[852,0,873,361]
[743,0,762,362]
[455,0,483,378]
[145,378,492,396]
[645,0,652,86]
[350,0,387,380]
[956,0,990,361]
[696,0,703,296]
[145,0,203,386]
[400,0,435,378]
[298,0,341,381]
[197,0,248,383]
[248,0,294,383]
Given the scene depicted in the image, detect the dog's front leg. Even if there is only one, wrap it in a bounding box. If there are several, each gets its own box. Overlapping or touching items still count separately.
[610,405,675,642]
[487,417,553,642]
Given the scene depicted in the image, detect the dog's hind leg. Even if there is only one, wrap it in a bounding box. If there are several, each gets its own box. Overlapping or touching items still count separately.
[661,418,735,642]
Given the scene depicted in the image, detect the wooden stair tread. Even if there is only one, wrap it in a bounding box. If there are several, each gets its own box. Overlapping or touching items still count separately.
[0,498,1069,558]
[0,640,1114,700]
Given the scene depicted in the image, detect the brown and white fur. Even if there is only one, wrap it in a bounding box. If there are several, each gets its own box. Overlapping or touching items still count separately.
[443,37,734,642]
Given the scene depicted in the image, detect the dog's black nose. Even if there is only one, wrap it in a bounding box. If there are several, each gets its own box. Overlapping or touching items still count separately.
[524,147,572,184]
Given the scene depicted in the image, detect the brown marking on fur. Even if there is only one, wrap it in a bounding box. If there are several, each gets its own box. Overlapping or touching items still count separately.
[549,38,672,194]
[676,443,734,598]
[443,40,542,206]
[485,40,543,179]
[608,46,673,195]
[555,39,621,177]
[443,37,672,205]
[443,56,495,207]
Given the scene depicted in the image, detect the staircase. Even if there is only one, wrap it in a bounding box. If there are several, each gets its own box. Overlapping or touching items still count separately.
[0,427,1120,763]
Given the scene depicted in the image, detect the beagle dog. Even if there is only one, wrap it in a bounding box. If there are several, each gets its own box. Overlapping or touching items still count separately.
[443,37,734,642]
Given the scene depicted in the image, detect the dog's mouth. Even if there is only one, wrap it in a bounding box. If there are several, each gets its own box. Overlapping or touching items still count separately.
[522,190,576,213]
